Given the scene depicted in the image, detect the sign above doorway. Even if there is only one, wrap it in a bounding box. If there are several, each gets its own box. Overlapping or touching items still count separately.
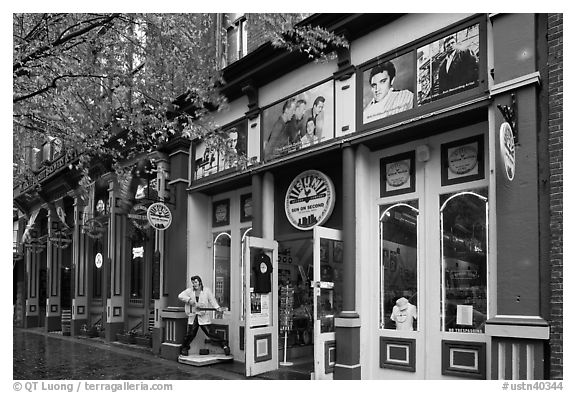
[284,170,336,231]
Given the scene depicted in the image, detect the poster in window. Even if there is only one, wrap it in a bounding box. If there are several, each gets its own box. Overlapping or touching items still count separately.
[441,135,484,186]
[417,24,479,105]
[212,199,230,227]
[362,52,415,125]
[261,80,334,162]
[380,151,416,197]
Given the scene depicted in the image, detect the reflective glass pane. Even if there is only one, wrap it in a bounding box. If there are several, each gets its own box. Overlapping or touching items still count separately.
[379,201,419,330]
[440,189,488,333]
[318,238,343,333]
[213,232,231,313]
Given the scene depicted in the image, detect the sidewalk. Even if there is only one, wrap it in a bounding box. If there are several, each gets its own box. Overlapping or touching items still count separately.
[13,327,309,380]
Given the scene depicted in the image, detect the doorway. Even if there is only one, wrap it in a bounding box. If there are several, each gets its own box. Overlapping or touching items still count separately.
[273,226,342,379]
[364,123,491,379]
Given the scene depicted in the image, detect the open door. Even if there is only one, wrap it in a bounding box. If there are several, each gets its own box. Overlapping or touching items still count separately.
[244,236,279,377]
[312,226,343,380]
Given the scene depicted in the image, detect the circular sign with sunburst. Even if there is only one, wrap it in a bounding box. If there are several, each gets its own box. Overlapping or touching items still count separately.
[285,170,335,230]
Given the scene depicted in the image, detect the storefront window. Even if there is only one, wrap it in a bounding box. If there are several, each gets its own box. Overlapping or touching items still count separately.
[379,201,419,330]
[213,232,231,313]
[440,189,488,333]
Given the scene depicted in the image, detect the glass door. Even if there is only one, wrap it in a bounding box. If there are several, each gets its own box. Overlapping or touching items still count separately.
[243,236,279,377]
[312,226,342,380]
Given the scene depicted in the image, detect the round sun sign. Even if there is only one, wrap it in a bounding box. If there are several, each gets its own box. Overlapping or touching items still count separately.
[147,202,172,230]
[285,170,335,230]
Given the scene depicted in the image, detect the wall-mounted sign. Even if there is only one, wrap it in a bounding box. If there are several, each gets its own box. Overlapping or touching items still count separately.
[240,193,253,223]
[147,202,172,230]
[361,51,415,125]
[285,170,335,230]
[194,120,248,180]
[499,122,516,181]
[441,134,485,186]
[417,24,480,105]
[83,218,105,239]
[448,145,478,175]
[262,80,334,161]
[95,252,103,269]
[128,203,151,230]
[212,199,230,227]
[380,151,416,197]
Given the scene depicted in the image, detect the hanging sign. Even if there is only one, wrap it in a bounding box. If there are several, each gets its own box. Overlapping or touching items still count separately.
[499,122,516,181]
[128,203,151,230]
[285,170,336,230]
[147,202,172,230]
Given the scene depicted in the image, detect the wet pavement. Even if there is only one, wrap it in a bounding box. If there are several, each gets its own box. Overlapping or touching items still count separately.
[13,328,310,380]
[13,328,252,380]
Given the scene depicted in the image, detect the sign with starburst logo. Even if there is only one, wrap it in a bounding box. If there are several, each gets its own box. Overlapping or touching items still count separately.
[285,170,335,230]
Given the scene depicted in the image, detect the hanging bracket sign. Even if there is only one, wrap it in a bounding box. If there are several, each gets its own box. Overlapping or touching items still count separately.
[128,203,151,230]
[147,202,172,230]
[499,122,516,181]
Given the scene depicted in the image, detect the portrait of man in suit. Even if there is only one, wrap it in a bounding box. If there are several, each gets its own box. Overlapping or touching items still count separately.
[436,34,479,94]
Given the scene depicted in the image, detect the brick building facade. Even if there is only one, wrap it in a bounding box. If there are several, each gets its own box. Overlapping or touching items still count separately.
[547,12,563,381]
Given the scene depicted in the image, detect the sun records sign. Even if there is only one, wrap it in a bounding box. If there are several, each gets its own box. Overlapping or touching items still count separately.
[285,170,335,230]
[147,202,172,230]
[499,122,516,181]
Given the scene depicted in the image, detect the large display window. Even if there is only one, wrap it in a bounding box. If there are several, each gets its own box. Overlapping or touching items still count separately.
[379,201,419,331]
[440,188,488,333]
[213,232,232,313]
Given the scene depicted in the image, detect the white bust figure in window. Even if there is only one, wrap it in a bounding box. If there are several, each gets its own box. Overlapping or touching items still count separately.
[390,296,417,331]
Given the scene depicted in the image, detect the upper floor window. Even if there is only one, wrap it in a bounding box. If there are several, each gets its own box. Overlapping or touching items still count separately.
[226,14,248,65]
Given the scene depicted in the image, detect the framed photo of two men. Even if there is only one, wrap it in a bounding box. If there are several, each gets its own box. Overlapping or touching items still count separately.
[358,16,486,132]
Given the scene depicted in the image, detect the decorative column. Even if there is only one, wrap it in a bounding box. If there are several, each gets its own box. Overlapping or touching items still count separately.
[153,153,169,354]
[334,143,361,379]
[71,195,88,335]
[106,179,125,340]
[45,210,62,332]
[24,236,41,328]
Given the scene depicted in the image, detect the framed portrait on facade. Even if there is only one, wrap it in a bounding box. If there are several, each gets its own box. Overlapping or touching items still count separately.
[380,151,416,197]
[194,141,219,180]
[212,199,230,227]
[218,120,248,171]
[240,193,252,222]
[261,79,334,162]
[441,134,485,186]
[361,51,415,126]
[194,120,248,180]
[417,24,480,105]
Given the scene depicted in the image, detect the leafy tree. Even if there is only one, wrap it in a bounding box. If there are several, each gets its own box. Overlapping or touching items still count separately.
[13,13,347,192]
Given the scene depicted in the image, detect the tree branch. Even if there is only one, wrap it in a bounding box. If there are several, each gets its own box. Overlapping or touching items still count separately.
[13,13,120,73]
